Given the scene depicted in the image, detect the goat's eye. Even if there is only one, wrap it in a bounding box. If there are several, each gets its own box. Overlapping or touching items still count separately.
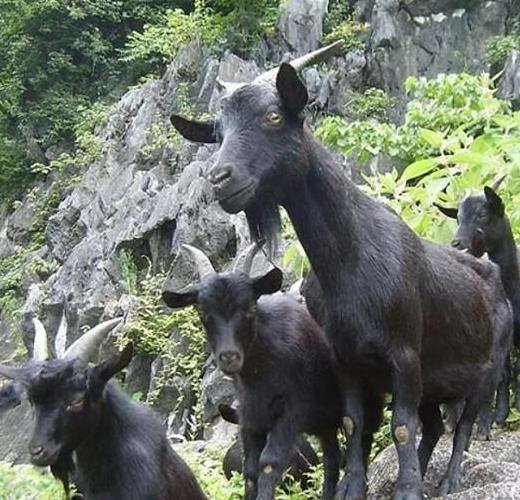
[66,397,84,413]
[264,111,283,126]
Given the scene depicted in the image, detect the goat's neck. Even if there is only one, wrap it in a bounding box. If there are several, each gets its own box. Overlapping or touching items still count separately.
[282,130,362,297]
[488,225,520,309]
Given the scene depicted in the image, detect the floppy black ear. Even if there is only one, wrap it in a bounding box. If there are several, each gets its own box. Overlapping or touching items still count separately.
[218,404,239,425]
[484,186,504,216]
[170,115,217,143]
[276,63,308,116]
[162,286,199,309]
[434,203,458,220]
[252,268,283,298]
[88,343,134,397]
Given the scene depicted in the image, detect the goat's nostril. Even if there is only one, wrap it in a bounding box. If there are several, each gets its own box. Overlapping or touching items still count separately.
[219,351,239,364]
[451,239,461,248]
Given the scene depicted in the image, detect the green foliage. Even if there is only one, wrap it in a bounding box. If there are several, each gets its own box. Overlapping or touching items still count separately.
[486,33,519,67]
[316,72,520,243]
[0,461,63,499]
[28,183,65,246]
[348,88,394,121]
[122,1,224,69]
[0,248,32,325]
[322,1,369,51]
[0,0,170,198]
[119,249,139,294]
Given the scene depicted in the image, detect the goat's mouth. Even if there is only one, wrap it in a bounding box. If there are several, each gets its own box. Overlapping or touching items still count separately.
[216,183,256,214]
[30,447,61,467]
[218,361,243,375]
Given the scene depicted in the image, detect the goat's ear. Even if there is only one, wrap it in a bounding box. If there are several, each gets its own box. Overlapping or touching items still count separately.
[252,268,283,298]
[218,404,239,425]
[170,115,217,143]
[276,63,308,116]
[87,343,134,397]
[484,186,504,216]
[162,286,198,309]
[434,203,458,220]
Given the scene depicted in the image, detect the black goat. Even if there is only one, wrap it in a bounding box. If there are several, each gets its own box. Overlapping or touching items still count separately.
[0,318,207,500]
[438,179,520,412]
[218,404,320,490]
[162,244,343,500]
[169,44,513,499]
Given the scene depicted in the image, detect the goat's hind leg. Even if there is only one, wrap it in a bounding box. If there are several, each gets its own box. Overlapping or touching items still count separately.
[494,356,511,425]
[514,353,520,411]
[319,429,341,500]
[438,395,481,496]
[335,370,367,500]
[417,403,443,478]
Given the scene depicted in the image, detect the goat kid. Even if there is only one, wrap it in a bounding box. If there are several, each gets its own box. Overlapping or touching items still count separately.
[162,243,343,500]
[169,45,513,499]
[438,180,520,413]
[0,317,207,500]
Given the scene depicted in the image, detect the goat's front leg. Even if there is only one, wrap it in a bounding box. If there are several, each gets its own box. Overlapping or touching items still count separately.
[319,429,341,500]
[390,347,422,500]
[256,416,298,500]
[242,428,266,500]
[335,370,367,500]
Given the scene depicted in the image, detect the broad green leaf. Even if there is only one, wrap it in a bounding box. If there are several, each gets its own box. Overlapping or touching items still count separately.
[401,158,438,182]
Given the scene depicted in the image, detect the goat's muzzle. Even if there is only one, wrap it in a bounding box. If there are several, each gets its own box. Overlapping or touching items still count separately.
[218,351,243,374]
[29,443,60,466]
[208,164,256,213]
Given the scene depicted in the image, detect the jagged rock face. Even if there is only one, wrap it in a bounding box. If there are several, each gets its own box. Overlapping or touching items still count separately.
[499,50,520,107]
[363,0,517,95]
[368,431,520,499]
[279,0,329,55]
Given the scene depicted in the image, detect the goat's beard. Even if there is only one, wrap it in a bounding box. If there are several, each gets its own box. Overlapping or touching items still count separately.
[245,199,281,258]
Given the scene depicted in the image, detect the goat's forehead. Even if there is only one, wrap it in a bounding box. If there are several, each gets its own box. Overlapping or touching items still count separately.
[459,195,486,219]
[223,83,279,116]
[198,274,254,309]
[28,360,84,394]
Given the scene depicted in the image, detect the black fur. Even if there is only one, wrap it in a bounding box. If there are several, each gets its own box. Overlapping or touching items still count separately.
[0,345,207,500]
[170,66,513,499]
[440,186,520,412]
[163,269,343,500]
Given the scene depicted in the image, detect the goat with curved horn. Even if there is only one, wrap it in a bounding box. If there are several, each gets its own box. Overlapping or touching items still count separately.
[32,318,49,361]
[62,317,123,365]
[490,174,506,192]
[181,244,216,278]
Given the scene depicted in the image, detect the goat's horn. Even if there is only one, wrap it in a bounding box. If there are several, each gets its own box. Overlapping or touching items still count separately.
[255,41,343,84]
[216,77,245,95]
[182,244,216,278]
[54,310,68,359]
[490,174,506,192]
[32,318,49,361]
[62,318,123,364]
[232,241,264,274]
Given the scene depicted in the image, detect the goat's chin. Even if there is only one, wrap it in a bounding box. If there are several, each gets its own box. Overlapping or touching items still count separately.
[218,189,255,214]
[219,364,242,376]
[30,448,61,467]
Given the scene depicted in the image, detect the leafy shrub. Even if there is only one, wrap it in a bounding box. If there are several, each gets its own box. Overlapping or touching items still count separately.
[0,461,63,499]
[486,34,519,67]
[322,1,369,51]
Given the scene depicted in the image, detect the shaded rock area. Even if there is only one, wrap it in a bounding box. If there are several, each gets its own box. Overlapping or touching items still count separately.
[368,431,520,499]
[0,0,518,468]
[499,50,520,107]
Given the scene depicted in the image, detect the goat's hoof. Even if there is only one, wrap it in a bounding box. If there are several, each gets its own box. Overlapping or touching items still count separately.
[334,475,366,500]
[438,476,461,496]
[393,488,422,500]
